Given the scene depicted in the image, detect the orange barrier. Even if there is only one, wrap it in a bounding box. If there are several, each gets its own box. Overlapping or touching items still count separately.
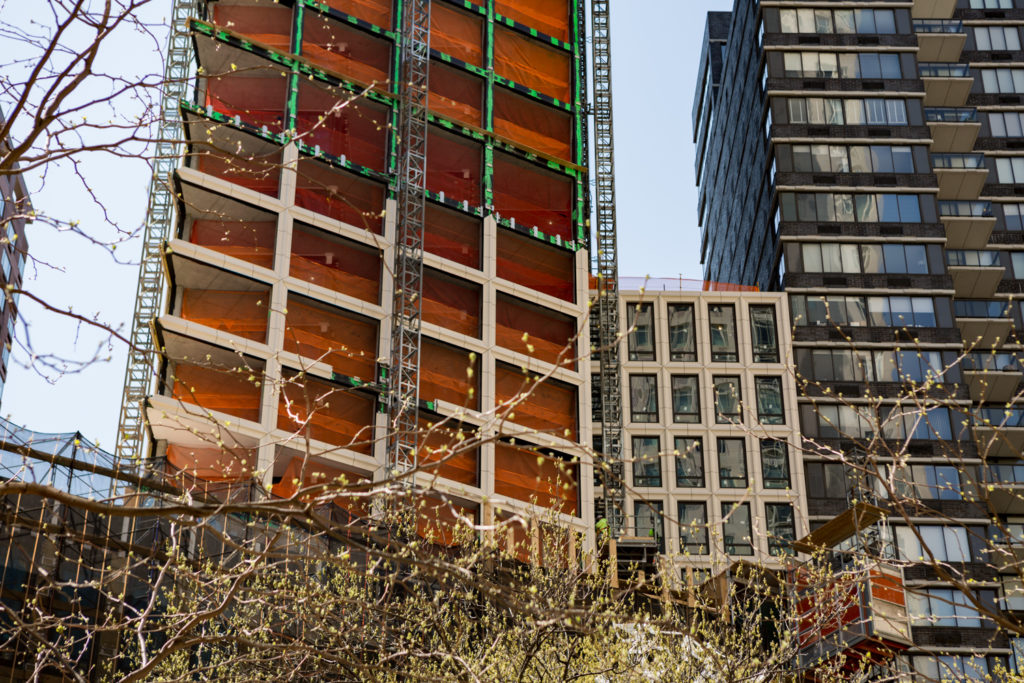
[423,269,480,337]
[211,4,293,52]
[277,376,374,454]
[198,150,282,197]
[302,13,391,85]
[496,230,575,302]
[166,444,255,483]
[171,363,262,423]
[430,3,484,66]
[418,418,478,486]
[272,454,369,516]
[494,27,571,102]
[426,129,482,205]
[420,338,479,409]
[289,224,381,302]
[190,219,276,269]
[495,294,575,367]
[494,88,572,160]
[493,152,573,242]
[318,0,392,29]
[424,204,481,268]
[428,62,484,128]
[283,296,378,379]
[494,364,578,440]
[294,158,385,232]
[180,289,269,342]
[495,0,570,42]
[295,83,388,171]
[206,75,286,132]
[494,442,577,515]
[416,496,475,548]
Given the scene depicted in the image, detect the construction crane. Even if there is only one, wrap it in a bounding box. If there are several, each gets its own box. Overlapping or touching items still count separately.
[116,0,197,463]
[590,0,626,537]
[386,0,431,485]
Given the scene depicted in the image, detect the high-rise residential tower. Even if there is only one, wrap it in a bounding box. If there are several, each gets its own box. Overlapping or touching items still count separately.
[0,108,30,408]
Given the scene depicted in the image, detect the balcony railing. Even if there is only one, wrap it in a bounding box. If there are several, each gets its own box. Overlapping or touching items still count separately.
[976,407,1024,428]
[919,63,970,78]
[947,250,1001,267]
[954,299,1012,318]
[913,19,964,33]
[963,352,1024,372]
[925,107,979,123]
[938,200,993,217]
[932,153,986,170]
[982,464,1024,484]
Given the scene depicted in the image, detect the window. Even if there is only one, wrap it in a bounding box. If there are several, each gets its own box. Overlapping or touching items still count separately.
[755,376,785,425]
[800,243,929,275]
[750,305,779,362]
[629,374,658,423]
[780,192,922,223]
[996,157,1024,184]
[766,503,796,556]
[980,68,1024,94]
[626,303,655,361]
[713,376,741,423]
[892,465,964,501]
[784,97,908,126]
[761,439,791,489]
[778,8,896,34]
[717,438,748,488]
[990,112,1024,138]
[708,304,738,362]
[678,502,708,555]
[1,252,9,281]
[667,303,696,361]
[791,294,938,328]
[787,144,915,174]
[722,502,753,556]
[632,436,662,487]
[896,525,971,562]
[974,26,1021,51]
[805,462,849,499]
[670,375,700,423]
[913,655,996,682]
[674,437,704,488]
[781,52,902,79]
[908,588,991,628]
[970,0,1015,6]
[1008,204,1024,231]
[635,500,664,553]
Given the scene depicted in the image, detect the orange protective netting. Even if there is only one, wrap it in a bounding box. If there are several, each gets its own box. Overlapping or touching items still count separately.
[417,418,478,486]
[494,0,570,42]
[289,224,381,302]
[302,13,391,85]
[189,219,276,269]
[166,444,255,483]
[171,363,262,423]
[493,152,573,242]
[424,203,480,268]
[272,454,369,516]
[495,294,575,367]
[198,149,282,197]
[423,269,480,337]
[494,442,577,515]
[180,289,269,342]
[494,26,571,102]
[318,0,392,28]
[211,4,293,52]
[277,375,374,454]
[294,158,385,231]
[428,61,483,128]
[426,129,482,205]
[420,338,479,410]
[294,83,388,171]
[205,74,287,132]
[495,512,531,564]
[494,88,572,160]
[538,523,574,569]
[496,230,575,302]
[283,296,378,379]
[416,496,475,548]
[494,364,578,440]
[430,3,483,66]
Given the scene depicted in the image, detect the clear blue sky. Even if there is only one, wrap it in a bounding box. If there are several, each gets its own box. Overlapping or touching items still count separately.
[1,0,732,445]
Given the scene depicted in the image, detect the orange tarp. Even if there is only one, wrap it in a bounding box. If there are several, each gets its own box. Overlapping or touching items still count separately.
[198,150,282,197]
[171,363,262,423]
[494,88,572,160]
[295,83,388,171]
[416,496,475,548]
[538,523,573,569]
[417,418,478,486]
[211,4,293,52]
[427,129,482,205]
[206,74,287,132]
[496,228,575,303]
[494,442,578,515]
[302,14,391,85]
[190,219,276,269]
[493,152,573,242]
[495,0,570,42]
[424,203,480,268]
[284,296,378,379]
[423,269,480,337]
[494,26,571,102]
[495,294,576,367]
[494,364,578,440]
[180,289,269,342]
[420,338,479,409]
[430,4,483,66]
[166,444,255,483]
[428,61,484,128]
[272,454,369,516]
[318,0,392,29]
[495,512,532,564]
[289,224,381,302]
[277,376,374,454]
[294,158,385,232]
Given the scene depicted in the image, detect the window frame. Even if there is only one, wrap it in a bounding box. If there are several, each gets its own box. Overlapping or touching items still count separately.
[714,375,742,423]
[678,501,709,555]
[626,302,655,361]
[765,503,796,556]
[670,375,701,423]
[760,439,791,489]
[629,374,659,423]
[755,375,786,425]
[631,435,662,488]
[674,436,705,488]
[667,303,697,362]
[749,304,780,363]
[634,500,665,553]
[722,502,754,556]
[717,437,748,488]
[708,303,739,362]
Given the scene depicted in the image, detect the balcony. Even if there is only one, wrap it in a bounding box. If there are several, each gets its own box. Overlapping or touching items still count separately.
[913,19,965,62]
[975,407,1024,459]
[946,250,1004,298]
[962,352,1023,402]
[981,465,1024,514]
[919,64,973,107]
[938,200,995,250]
[912,0,957,20]
[954,299,1013,349]
[931,153,988,200]
[925,107,981,154]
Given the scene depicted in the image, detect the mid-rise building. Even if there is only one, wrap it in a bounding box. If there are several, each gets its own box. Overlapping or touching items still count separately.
[0,108,30,407]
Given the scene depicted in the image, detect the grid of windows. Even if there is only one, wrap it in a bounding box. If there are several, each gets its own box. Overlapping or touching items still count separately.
[799,243,929,275]
[778,8,897,35]
[780,144,916,174]
[779,192,922,223]
[780,52,902,79]
[785,97,909,126]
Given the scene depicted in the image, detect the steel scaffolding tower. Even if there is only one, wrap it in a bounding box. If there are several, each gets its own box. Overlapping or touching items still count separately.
[116,0,197,463]
[591,0,625,537]
[386,0,431,478]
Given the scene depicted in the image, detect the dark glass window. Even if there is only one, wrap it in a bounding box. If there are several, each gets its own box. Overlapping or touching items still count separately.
[709,304,738,362]
[679,502,709,555]
[591,373,602,422]
[766,503,796,556]
[674,437,704,488]
[755,376,785,425]
[722,502,753,556]
[627,303,655,361]
[750,305,779,363]
[760,439,791,489]
[714,376,742,423]
[629,374,659,423]
[805,462,849,499]
[668,303,696,361]
[671,375,700,423]
[632,436,661,487]
[635,500,664,553]
[717,438,748,488]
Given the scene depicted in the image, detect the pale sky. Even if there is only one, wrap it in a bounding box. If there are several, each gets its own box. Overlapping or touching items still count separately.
[1,0,732,445]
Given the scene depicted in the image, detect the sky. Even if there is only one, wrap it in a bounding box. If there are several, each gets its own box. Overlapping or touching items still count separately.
[0,0,733,445]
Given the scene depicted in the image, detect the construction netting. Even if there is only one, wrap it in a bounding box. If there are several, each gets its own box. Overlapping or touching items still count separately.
[494,513,575,567]
[494,0,570,42]
[494,441,578,515]
[277,374,374,454]
[430,3,484,66]
[205,71,288,133]
[416,495,476,548]
[423,268,480,337]
[180,288,270,343]
[302,12,392,86]
[294,82,389,171]
[495,293,576,367]
[494,363,578,440]
[494,26,571,102]
[427,127,482,205]
[318,0,392,29]
[417,418,478,486]
[494,88,572,160]
[211,2,293,52]
[492,151,573,241]
[294,158,386,232]
[171,362,263,424]
[189,218,277,269]
[420,338,479,410]
[496,229,575,302]
[198,148,282,197]
[424,203,481,268]
[428,61,484,128]
[289,222,381,302]
[271,453,369,516]
[165,444,255,483]
[283,295,378,380]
